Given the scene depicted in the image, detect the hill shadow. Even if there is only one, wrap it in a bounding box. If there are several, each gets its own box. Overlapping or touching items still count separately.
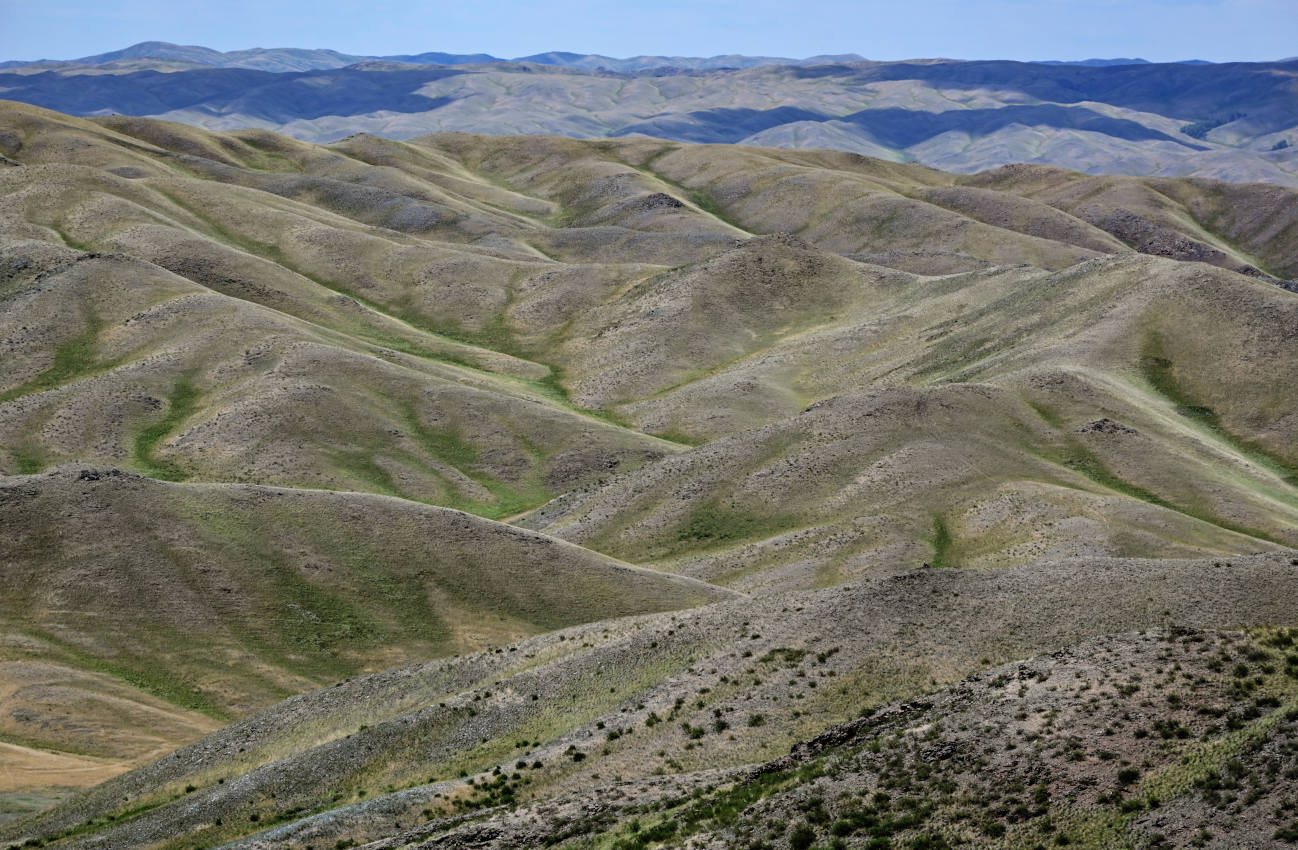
[613,103,1202,148]
[0,67,465,120]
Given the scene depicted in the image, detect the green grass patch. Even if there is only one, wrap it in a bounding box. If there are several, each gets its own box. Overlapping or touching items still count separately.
[416,315,630,425]
[11,443,45,474]
[318,404,553,521]
[302,538,452,652]
[634,153,750,233]
[26,629,230,720]
[258,553,385,660]
[1060,441,1282,544]
[1142,332,1298,488]
[1026,399,1065,429]
[929,516,955,568]
[912,335,1003,382]
[182,502,448,672]
[50,225,95,254]
[682,186,739,228]
[0,729,115,760]
[0,316,103,403]
[1063,444,1176,511]
[674,500,800,550]
[400,403,552,519]
[132,377,200,481]
[649,427,707,447]
[404,415,480,472]
[328,448,406,499]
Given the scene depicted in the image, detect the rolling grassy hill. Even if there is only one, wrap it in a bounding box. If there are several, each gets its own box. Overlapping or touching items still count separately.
[0,469,732,816]
[2,102,1298,846]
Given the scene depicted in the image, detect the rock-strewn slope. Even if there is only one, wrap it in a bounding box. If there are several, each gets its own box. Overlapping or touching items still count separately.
[7,554,1298,849]
[378,628,1298,850]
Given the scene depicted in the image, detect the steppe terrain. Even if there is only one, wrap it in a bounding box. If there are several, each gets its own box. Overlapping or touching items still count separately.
[2,100,1298,847]
[2,45,1296,185]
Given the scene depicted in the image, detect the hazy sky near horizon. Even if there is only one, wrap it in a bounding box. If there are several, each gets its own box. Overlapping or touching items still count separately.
[2,0,1295,63]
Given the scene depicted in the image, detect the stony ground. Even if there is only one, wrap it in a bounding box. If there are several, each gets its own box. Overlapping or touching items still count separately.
[216,628,1298,849]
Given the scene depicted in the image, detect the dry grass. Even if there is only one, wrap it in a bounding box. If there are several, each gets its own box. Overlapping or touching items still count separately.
[2,103,1298,846]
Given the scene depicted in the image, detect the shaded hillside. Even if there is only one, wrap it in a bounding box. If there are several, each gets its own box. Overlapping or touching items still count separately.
[0,469,731,800]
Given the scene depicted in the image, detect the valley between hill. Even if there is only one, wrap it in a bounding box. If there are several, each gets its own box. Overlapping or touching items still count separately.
[1,101,1298,848]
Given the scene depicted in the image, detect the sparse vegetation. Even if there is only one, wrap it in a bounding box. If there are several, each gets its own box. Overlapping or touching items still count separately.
[3,103,1298,850]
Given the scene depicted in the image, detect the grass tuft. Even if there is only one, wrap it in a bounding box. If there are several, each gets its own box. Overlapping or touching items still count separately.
[929,517,954,568]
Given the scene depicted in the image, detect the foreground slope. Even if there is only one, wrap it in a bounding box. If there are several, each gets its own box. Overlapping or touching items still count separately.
[6,554,1298,849]
[369,628,1298,850]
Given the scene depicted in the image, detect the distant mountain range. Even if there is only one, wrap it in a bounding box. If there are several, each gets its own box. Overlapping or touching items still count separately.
[0,41,875,73]
[0,42,1229,73]
[0,43,1294,185]
[1034,57,1213,66]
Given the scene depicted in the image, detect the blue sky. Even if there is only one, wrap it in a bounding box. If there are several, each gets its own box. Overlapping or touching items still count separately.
[2,0,1295,63]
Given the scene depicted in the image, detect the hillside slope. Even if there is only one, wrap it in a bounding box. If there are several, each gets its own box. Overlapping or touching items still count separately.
[0,468,732,811]
[7,554,1298,849]
[5,105,1297,589]
[3,103,1298,844]
[0,54,1295,184]
[341,627,1298,850]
